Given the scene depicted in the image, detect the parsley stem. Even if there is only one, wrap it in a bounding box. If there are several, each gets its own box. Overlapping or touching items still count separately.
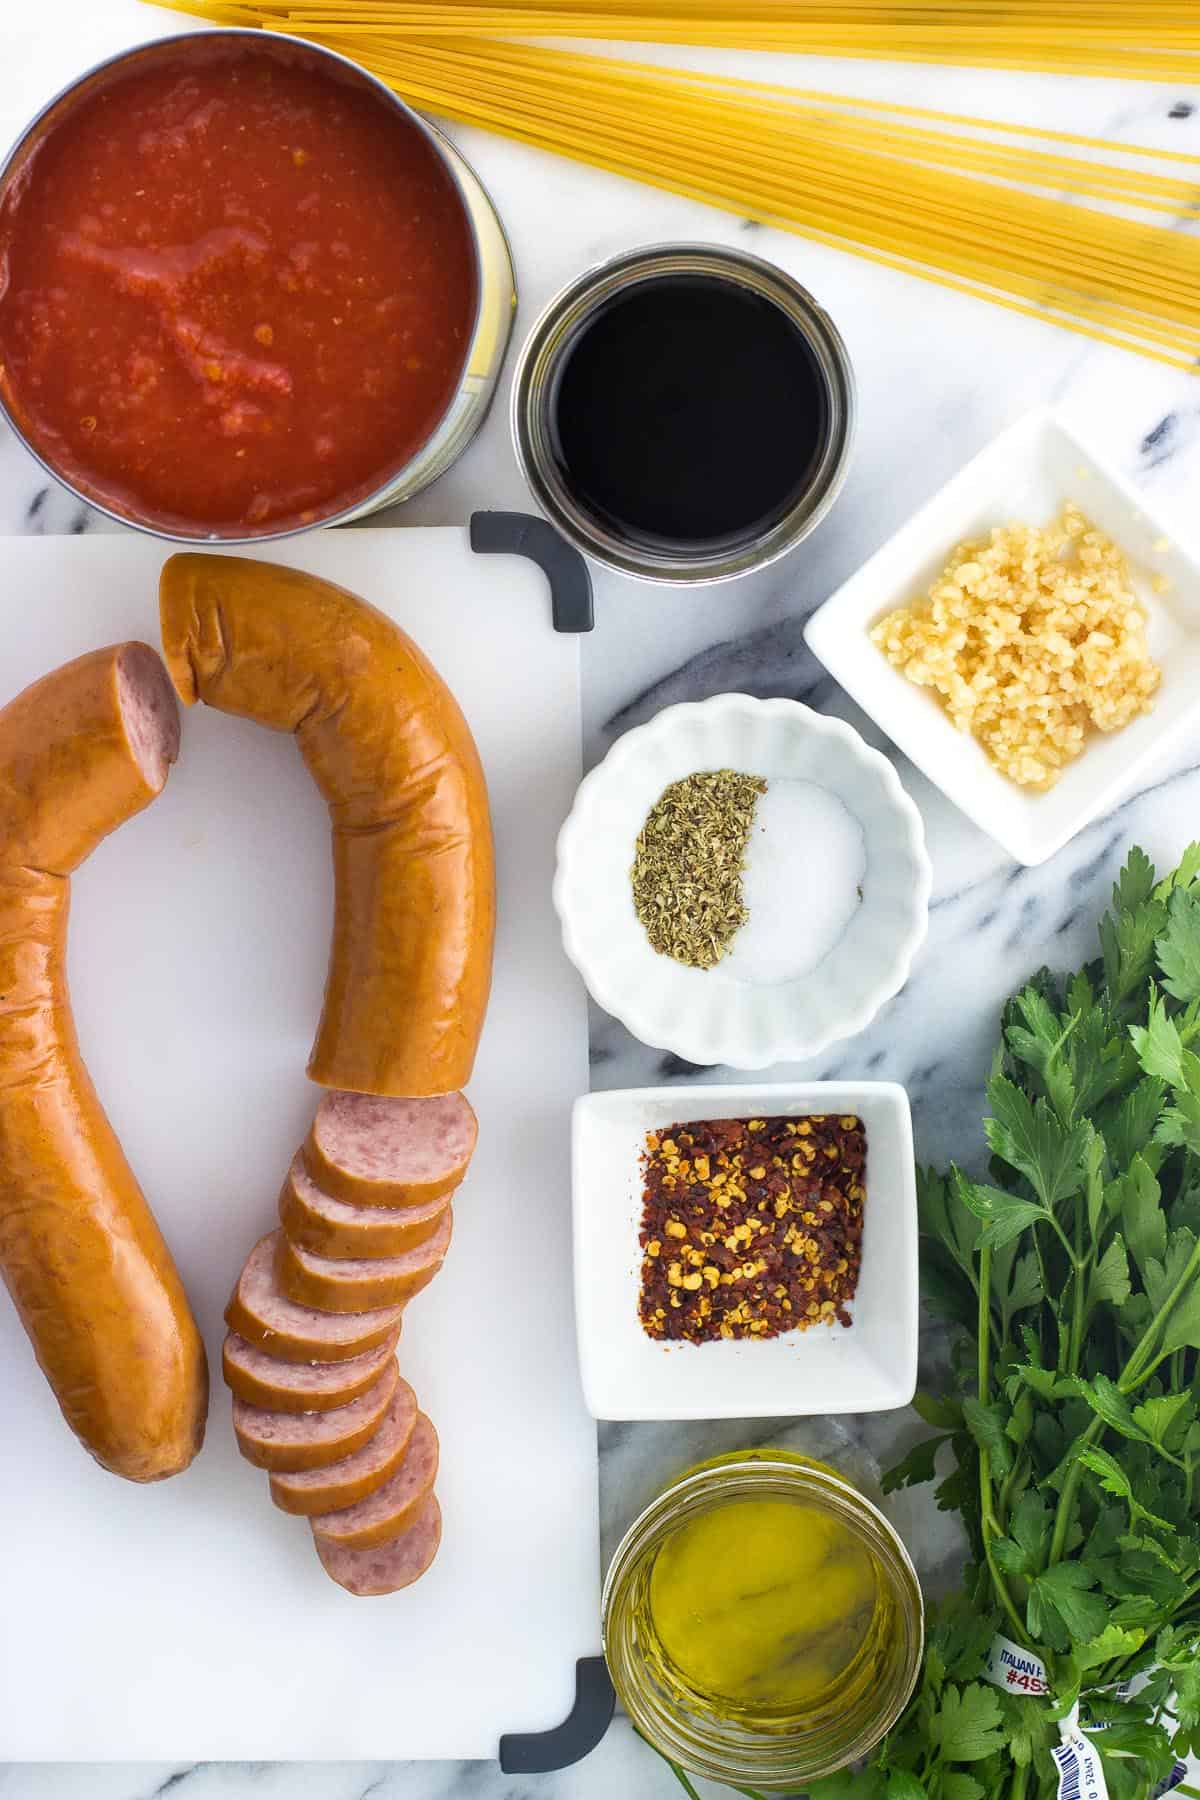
[664,1761,704,1800]
[1048,1229,1200,1567]
[978,1243,1028,1641]
[1044,1210,1082,1271]
[1066,1193,1087,1379]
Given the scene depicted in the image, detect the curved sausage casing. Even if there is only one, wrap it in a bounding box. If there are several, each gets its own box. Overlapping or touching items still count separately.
[0,646,208,1481]
[159,554,496,1099]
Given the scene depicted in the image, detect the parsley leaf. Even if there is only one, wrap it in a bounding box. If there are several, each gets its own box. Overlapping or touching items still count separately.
[912,1392,964,1430]
[992,1243,1043,1341]
[1004,986,1076,1121]
[1131,991,1200,1091]
[955,1170,1047,1251]
[1077,1444,1136,1502]
[1072,1372,1143,1441]
[1095,1078,1165,1173]
[985,1078,1090,1210]
[1116,843,1158,915]
[1102,847,1167,1012]
[1087,1233,1132,1315]
[1167,1654,1200,1733]
[1154,842,1200,898]
[1155,1085,1200,1156]
[883,1772,927,1800]
[1117,1154,1167,1278]
[942,1778,984,1800]
[1071,1624,1147,1675]
[1028,1563,1109,1651]
[1159,1280,1200,1356]
[1157,887,1200,1004]
[991,1492,1051,1577]
[1145,1227,1197,1313]
[962,1397,1013,1478]
[882,1433,950,1495]
[931,1684,1006,1763]
[1132,1393,1193,1450]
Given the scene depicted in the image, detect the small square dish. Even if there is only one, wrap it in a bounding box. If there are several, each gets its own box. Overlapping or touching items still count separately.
[804,409,1200,866]
[572,1081,917,1421]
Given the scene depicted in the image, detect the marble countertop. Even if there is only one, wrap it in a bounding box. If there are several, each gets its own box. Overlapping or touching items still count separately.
[2,34,1200,1800]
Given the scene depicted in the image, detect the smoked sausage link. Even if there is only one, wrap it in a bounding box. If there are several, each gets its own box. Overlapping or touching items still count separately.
[159,555,496,1099]
[0,645,208,1481]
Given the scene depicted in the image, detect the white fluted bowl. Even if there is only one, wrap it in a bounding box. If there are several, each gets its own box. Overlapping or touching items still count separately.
[553,695,931,1069]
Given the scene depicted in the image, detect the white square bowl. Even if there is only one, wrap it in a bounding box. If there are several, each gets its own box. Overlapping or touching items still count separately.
[804,410,1200,866]
[572,1081,917,1421]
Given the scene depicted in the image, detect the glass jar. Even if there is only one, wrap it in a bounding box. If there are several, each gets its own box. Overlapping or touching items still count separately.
[602,1450,923,1790]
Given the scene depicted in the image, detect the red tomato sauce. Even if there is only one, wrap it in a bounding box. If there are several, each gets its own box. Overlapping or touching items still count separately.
[0,43,478,534]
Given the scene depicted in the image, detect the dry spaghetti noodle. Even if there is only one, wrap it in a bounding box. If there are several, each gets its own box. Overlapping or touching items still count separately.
[156,0,1200,81]
[150,5,1200,368]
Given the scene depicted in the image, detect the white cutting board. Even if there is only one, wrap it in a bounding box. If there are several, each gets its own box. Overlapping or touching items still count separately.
[0,531,598,1761]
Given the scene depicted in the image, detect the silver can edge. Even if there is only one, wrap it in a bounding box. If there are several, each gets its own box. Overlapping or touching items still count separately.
[0,28,517,545]
[511,242,856,587]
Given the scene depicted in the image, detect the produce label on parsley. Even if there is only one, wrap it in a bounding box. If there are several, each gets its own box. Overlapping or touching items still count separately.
[983,1633,1049,1696]
[1052,1709,1108,1800]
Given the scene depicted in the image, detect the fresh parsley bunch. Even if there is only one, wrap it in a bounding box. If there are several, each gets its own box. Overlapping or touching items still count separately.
[814,845,1200,1800]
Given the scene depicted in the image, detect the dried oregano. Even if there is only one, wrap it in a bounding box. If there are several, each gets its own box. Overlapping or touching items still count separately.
[630,769,766,970]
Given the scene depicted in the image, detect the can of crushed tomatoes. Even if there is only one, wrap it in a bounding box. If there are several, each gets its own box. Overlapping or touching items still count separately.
[0,30,516,542]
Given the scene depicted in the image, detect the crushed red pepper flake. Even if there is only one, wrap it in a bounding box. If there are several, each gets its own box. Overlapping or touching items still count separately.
[637,1114,866,1344]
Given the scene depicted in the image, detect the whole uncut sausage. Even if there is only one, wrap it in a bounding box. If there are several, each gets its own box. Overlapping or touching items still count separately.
[0,645,208,1481]
[159,555,496,1099]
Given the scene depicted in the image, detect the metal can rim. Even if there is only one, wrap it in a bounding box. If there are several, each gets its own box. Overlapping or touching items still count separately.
[511,242,857,587]
[0,27,513,544]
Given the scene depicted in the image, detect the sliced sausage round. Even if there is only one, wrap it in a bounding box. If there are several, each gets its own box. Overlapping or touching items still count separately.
[313,1493,443,1595]
[221,1327,400,1413]
[226,1232,404,1363]
[232,1361,399,1473]
[303,1091,476,1210]
[279,1155,451,1261]
[269,1379,418,1517]
[312,1412,439,1549]
[275,1209,453,1314]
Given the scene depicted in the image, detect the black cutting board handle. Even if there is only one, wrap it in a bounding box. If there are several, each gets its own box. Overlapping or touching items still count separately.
[499,1655,616,1774]
[470,511,594,633]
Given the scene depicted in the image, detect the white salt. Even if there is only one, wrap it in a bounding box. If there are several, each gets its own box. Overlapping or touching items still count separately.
[722,779,865,986]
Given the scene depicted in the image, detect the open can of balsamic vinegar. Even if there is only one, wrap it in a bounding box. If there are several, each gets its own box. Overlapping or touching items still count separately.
[512,244,856,584]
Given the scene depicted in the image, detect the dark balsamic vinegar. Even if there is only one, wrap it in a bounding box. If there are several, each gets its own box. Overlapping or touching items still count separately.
[548,274,829,551]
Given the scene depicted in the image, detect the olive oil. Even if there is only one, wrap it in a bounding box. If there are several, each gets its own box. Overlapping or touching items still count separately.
[602,1452,923,1788]
[647,1498,879,1711]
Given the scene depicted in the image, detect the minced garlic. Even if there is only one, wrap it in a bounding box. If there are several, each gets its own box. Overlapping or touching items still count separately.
[871,504,1161,788]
